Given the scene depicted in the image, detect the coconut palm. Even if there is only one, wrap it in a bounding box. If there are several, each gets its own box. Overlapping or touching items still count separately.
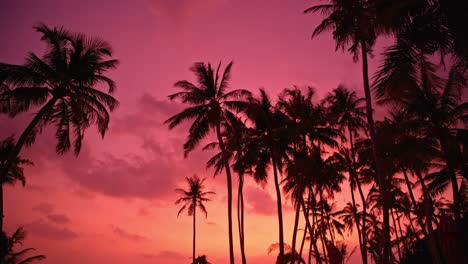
[0,24,119,230]
[373,43,468,222]
[175,175,215,264]
[324,86,368,264]
[0,137,33,231]
[305,2,391,261]
[204,121,255,264]
[0,227,45,263]
[245,89,292,261]
[193,255,211,264]
[165,61,250,263]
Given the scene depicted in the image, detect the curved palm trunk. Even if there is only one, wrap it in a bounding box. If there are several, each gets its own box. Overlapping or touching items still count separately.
[291,201,301,263]
[360,40,390,264]
[300,197,321,264]
[272,158,285,261]
[390,207,402,261]
[299,221,307,260]
[215,124,235,264]
[415,171,444,264]
[439,132,461,222]
[350,183,366,264]
[0,96,57,231]
[237,174,247,264]
[402,168,443,263]
[193,202,196,264]
[349,120,368,264]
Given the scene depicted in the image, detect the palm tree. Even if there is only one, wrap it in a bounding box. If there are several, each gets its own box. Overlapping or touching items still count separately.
[0,137,33,231]
[0,227,45,263]
[175,175,215,264]
[324,86,368,264]
[193,255,211,264]
[245,89,291,261]
[165,61,251,263]
[204,121,255,264]
[373,43,468,222]
[305,2,392,261]
[0,24,119,230]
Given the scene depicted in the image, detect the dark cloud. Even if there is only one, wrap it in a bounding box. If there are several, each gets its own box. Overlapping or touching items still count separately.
[113,226,147,242]
[47,214,71,224]
[32,203,54,214]
[26,219,78,240]
[244,186,277,215]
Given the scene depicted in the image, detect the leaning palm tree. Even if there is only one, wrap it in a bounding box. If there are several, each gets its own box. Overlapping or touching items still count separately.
[176,175,215,264]
[305,2,392,262]
[0,24,119,230]
[0,227,45,263]
[0,137,33,231]
[165,61,250,264]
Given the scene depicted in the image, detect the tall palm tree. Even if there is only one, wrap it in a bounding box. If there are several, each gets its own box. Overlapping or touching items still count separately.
[305,2,392,261]
[0,138,33,234]
[0,227,45,263]
[324,86,368,264]
[204,121,255,264]
[0,24,119,230]
[245,89,291,261]
[175,175,215,264]
[165,61,251,264]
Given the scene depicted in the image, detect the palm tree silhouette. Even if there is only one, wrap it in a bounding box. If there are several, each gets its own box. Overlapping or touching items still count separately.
[0,24,119,230]
[175,175,215,264]
[374,41,468,223]
[0,227,45,263]
[325,86,368,264]
[165,61,250,263]
[193,255,212,264]
[305,2,392,262]
[245,89,290,261]
[0,138,33,234]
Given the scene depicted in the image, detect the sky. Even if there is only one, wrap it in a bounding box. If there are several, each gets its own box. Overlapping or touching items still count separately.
[0,0,392,263]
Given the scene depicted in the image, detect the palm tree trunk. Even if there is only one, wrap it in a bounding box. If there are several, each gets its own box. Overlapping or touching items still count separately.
[291,201,301,263]
[272,157,285,261]
[215,124,235,264]
[193,202,196,264]
[0,183,3,232]
[299,221,307,261]
[360,40,390,264]
[0,96,57,232]
[439,132,461,222]
[348,123,368,264]
[350,182,366,264]
[318,211,328,264]
[415,171,444,264]
[301,196,321,264]
[390,207,402,261]
[238,174,247,264]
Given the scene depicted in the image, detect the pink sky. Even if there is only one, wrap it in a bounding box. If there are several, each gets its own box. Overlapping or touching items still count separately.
[1,0,392,263]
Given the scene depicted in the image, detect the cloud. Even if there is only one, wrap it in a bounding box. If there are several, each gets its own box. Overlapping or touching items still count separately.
[26,219,78,240]
[32,203,54,214]
[113,226,147,242]
[47,214,71,224]
[244,186,277,215]
[140,250,186,262]
[147,0,226,26]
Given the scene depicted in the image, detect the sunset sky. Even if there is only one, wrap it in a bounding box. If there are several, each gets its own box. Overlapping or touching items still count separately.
[0,0,392,263]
